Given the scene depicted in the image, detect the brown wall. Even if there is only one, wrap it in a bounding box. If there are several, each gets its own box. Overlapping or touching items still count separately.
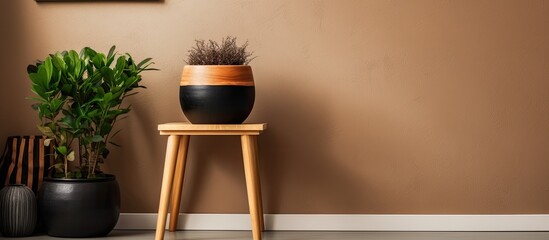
[1,0,548,214]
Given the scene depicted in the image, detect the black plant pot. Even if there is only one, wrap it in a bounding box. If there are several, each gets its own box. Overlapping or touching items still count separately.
[37,175,120,237]
[180,65,255,124]
[0,184,37,237]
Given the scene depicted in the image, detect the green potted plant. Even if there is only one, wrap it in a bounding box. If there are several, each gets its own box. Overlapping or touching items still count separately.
[180,36,256,123]
[27,46,155,237]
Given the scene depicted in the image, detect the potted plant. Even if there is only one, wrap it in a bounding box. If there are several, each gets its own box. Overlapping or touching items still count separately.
[180,36,256,124]
[27,46,155,237]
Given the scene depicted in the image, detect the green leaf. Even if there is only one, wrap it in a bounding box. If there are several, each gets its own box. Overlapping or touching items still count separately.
[50,98,64,112]
[86,62,94,76]
[51,54,66,71]
[81,136,91,145]
[36,65,49,88]
[92,54,103,69]
[136,58,152,68]
[103,92,113,102]
[66,151,75,161]
[92,135,104,142]
[27,64,38,74]
[31,85,48,99]
[61,83,73,95]
[31,103,40,111]
[123,92,139,98]
[87,109,99,118]
[28,72,41,85]
[100,124,112,136]
[49,162,65,172]
[41,107,52,118]
[109,108,130,117]
[115,56,127,74]
[67,50,80,73]
[57,146,68,155]
[28,96,47,103]
[84,47,98,59]
[75,170,83,179]
[139,67,159,73]
[61,114,75,127]
[59,133,66,145]
[101,67,115,84]
[68,50,80,62]
[37,125,55,138]
[43,57,53,82]
[95,86,105,96]
[107,45,116,60]
[74,59,82,79]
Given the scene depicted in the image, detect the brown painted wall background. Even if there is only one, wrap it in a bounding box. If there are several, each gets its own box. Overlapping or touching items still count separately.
[1,0,548,214]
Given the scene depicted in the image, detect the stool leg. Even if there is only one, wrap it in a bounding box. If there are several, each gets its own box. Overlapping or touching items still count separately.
[251,136,265,231]
[169,135,190,232]
[241,135,263,240]
[155,135,181,240]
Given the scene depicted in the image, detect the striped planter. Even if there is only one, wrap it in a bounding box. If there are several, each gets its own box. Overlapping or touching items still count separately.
[0,136,54,194]
[0,184,37,237]
[179,65,255,124]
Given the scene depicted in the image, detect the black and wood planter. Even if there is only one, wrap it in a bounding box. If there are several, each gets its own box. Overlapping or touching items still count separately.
[179,65,255,124]
[0,184,37,237]
[37,175,120,237]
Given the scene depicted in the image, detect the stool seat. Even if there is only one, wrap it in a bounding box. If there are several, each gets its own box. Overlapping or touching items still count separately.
[158,122,267,135]
[155,122,267,240]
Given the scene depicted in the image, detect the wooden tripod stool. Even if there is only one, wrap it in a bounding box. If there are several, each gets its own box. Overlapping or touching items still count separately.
[155,122,267,240]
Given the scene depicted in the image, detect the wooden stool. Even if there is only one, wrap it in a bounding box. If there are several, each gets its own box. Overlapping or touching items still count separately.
[155,122,267,240]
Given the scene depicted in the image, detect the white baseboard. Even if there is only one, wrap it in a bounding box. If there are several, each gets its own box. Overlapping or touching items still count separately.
[115,213,549,231]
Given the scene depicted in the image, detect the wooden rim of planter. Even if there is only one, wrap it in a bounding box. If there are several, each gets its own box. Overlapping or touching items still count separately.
[180,65,254,86]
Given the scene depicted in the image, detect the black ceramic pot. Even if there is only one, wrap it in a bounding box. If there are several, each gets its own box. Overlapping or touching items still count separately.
[37,175,120,237]
[179,65,255,124]
[0,184,37,237]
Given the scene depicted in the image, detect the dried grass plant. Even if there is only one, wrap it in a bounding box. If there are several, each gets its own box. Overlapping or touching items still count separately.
[186,36,255,65]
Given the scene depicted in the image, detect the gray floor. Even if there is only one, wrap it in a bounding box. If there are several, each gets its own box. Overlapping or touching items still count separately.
[16,230,549,240]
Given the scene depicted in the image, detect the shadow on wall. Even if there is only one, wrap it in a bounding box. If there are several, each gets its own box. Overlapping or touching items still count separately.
[167,74,368,214]
[180,134,245,213]
[109,98,162,212]
[257,75,365,214]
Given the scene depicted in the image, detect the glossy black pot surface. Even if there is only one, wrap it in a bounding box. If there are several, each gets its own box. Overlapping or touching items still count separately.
[180,85,255,124]
[37,175,120,237]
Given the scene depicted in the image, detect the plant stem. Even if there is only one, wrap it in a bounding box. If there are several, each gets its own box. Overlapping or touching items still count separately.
[89,92,127,178]
[78,138,82,168]
[91,150,98,178]
[64,156,68,179]
[86,142,92,177]
[104,92,126,144]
